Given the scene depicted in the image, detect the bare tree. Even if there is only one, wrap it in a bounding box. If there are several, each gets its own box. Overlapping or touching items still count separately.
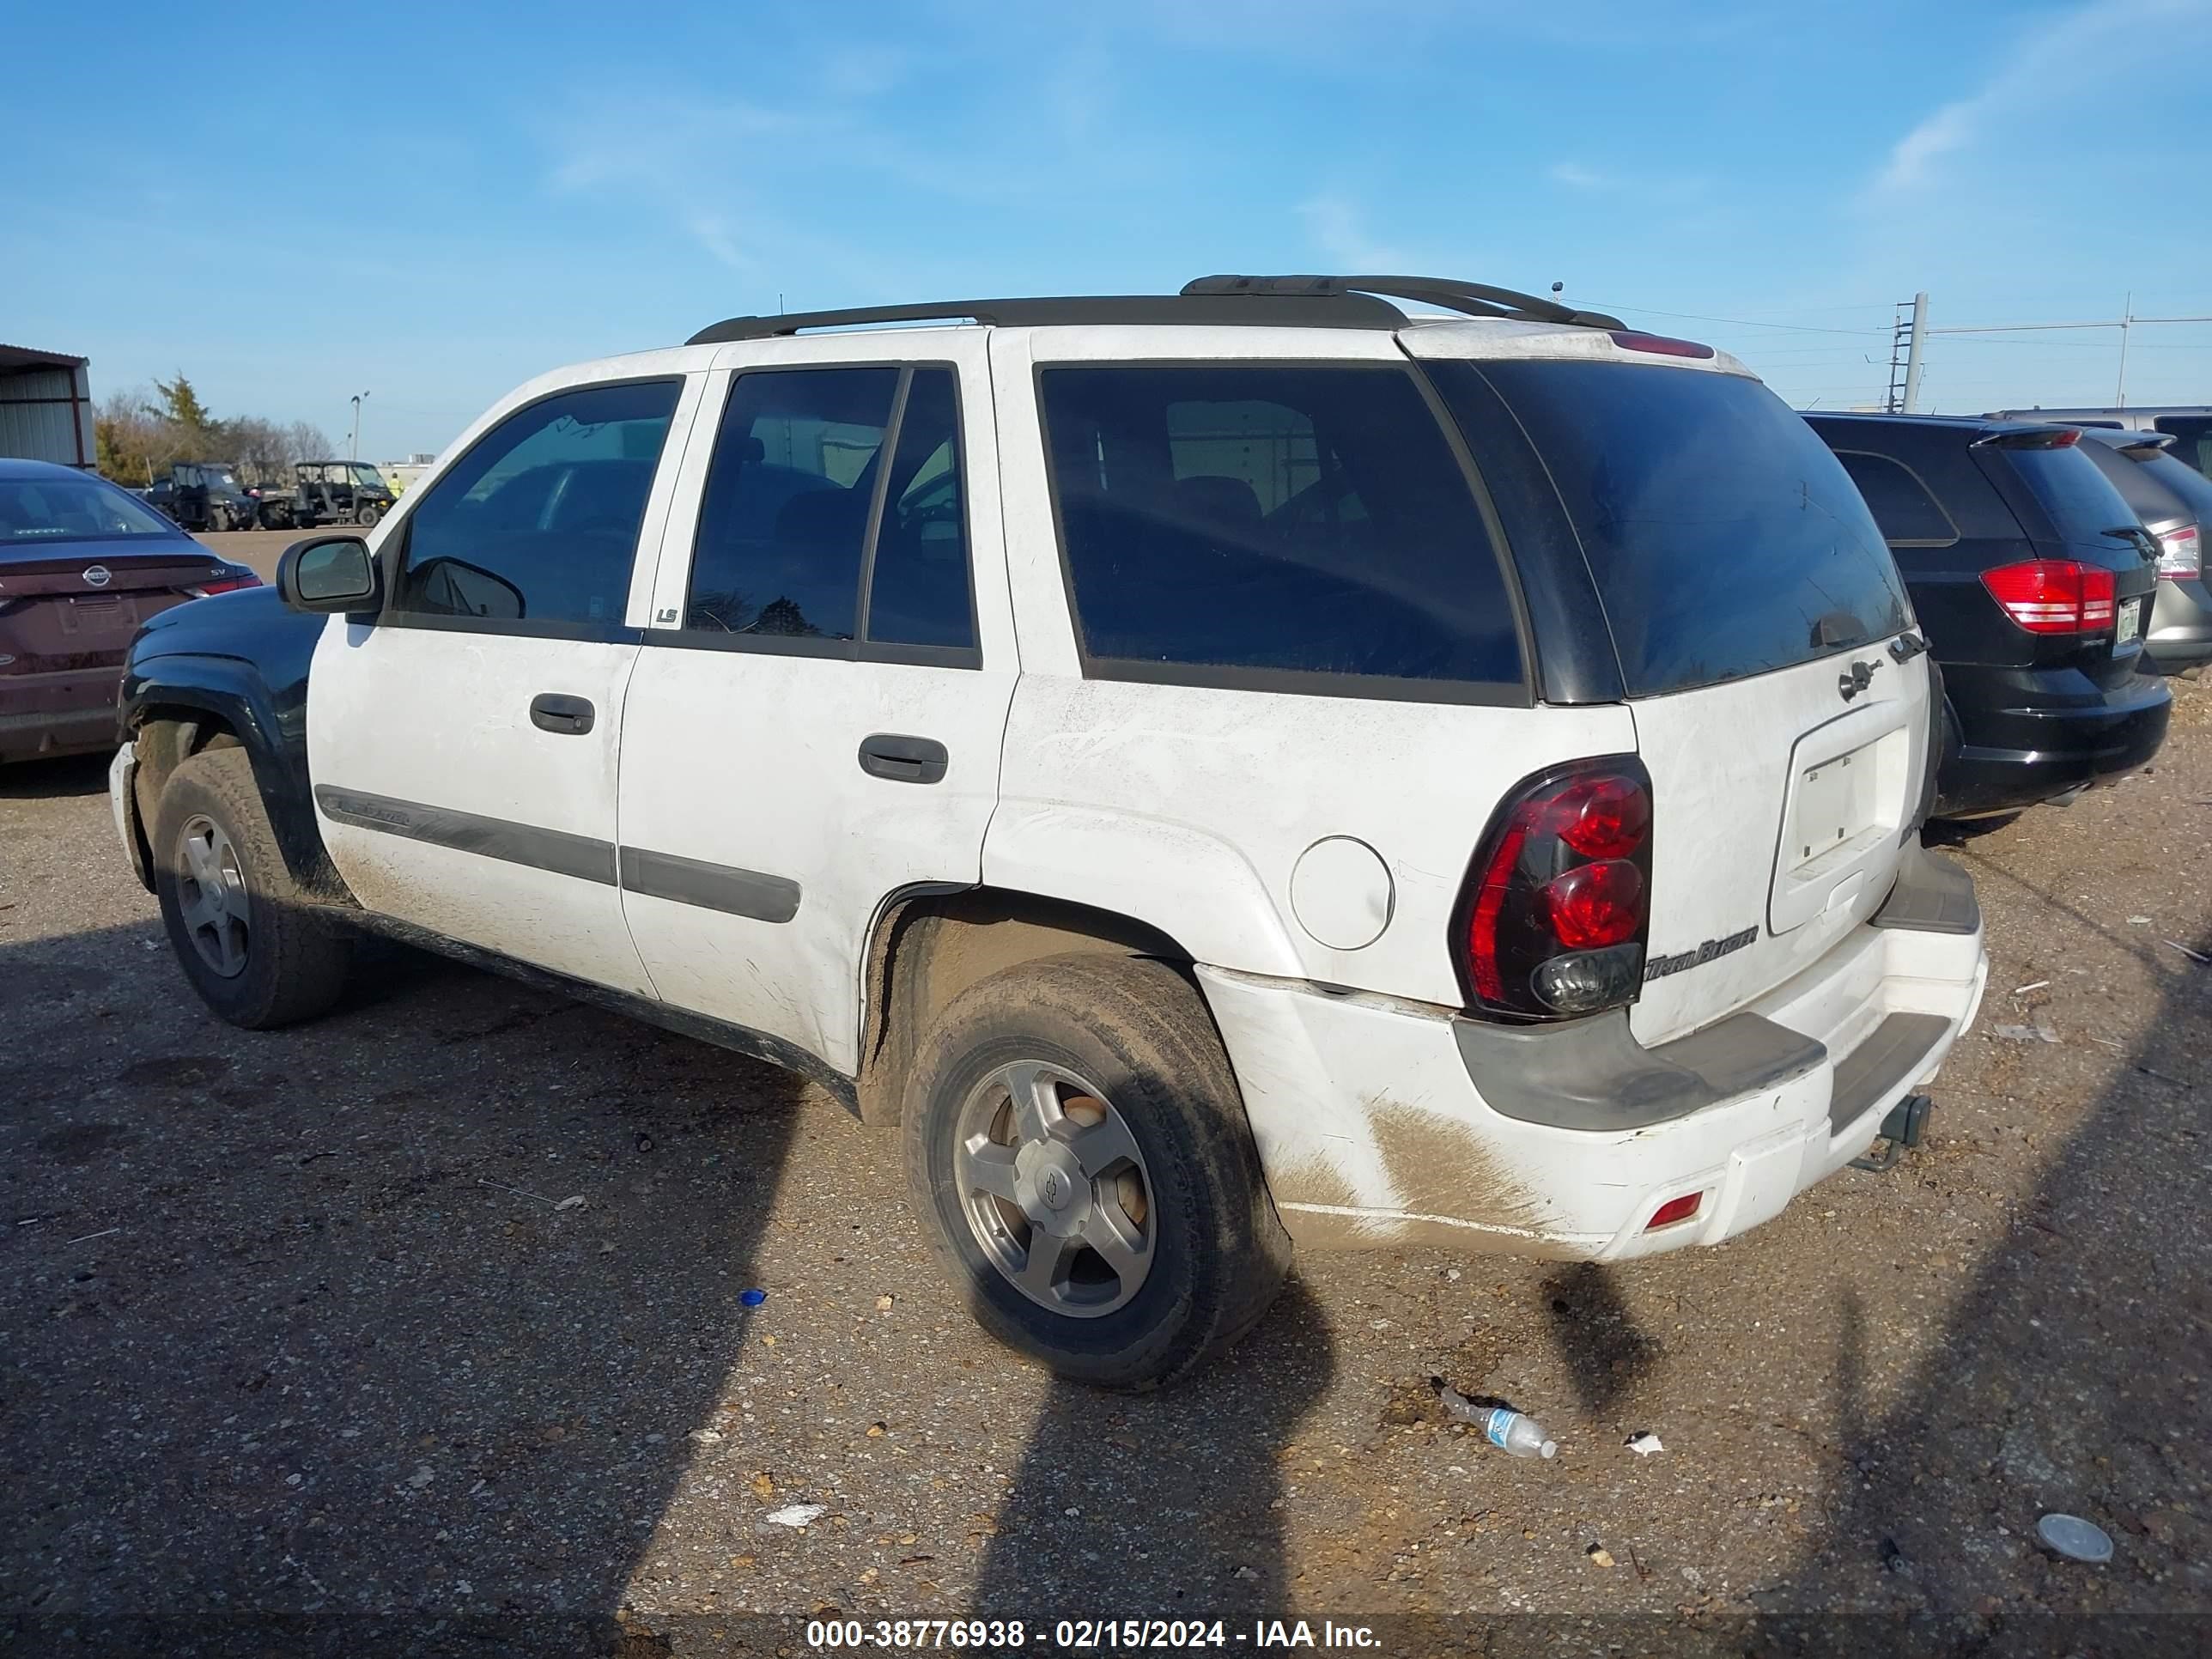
[283,421,335,465]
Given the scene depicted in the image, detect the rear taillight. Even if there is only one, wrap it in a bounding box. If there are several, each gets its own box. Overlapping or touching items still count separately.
[1980,559,2117,635]
[1458,758,1654,1021]
[1607,330,1716,360]
[184,571,262,599]
[2155,524,2202,581]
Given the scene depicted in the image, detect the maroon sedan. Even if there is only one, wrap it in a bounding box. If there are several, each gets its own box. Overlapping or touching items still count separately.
[0,458,259,764]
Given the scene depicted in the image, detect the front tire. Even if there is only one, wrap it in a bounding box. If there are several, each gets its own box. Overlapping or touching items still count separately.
[152,746,351,1029]
[354,503,380,527]
[902,952,1290,1389]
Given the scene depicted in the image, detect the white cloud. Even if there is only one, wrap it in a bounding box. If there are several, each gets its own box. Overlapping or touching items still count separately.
[1297,194,1406,271]
[1870,0,2212,196]
[1547,161,1608,191]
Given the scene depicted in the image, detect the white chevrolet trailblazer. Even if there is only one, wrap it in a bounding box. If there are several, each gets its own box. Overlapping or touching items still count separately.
[112,275,1988,1386]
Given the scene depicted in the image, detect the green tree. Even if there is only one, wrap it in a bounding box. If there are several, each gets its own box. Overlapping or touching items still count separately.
[149,372,215,432]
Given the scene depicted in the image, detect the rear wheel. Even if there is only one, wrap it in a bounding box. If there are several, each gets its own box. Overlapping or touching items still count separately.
[152,747,351,1029]
[902,952,1289,1389]
[354,503,380,527]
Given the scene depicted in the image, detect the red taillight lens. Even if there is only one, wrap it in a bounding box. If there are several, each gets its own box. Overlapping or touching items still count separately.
[1543,860,1645,949]
[1981,559,2117,635]
[1646,1192,1702,1230]
[184,573,262,599]
[1460,758,1653,1021]
[1607,330,1716,360]
[1547,774,1651,859]
[2156,524,2202,581]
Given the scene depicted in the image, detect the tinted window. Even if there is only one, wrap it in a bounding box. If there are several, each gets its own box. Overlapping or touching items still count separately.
[394,380,678,627]
[2078,441,2187,525]
[1038,365,1522,689]
[1450,362,1911,697]
[686,368,897,638]
[1834,451,1956,544]
[2151,416,2212,477]
[862,368,975,650]
[1999,446,2142,561]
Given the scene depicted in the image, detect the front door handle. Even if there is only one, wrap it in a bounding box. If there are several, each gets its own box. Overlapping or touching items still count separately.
[530,693,595,736]
[858,732,948,784]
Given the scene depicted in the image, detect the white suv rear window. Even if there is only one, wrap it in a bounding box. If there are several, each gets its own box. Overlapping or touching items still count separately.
[1444,361,1912,697]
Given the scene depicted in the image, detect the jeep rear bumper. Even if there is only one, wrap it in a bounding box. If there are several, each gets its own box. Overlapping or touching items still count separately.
[1200,846,1987,1261]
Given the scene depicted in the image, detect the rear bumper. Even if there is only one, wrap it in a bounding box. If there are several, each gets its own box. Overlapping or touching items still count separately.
[1937,664,2172,816]
[0,669,125,763]
[1202,844,1987,1261]
[2145,578,2212,672]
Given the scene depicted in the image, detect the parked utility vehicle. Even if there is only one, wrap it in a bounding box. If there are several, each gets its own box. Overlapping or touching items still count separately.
[112,276,1988,1387]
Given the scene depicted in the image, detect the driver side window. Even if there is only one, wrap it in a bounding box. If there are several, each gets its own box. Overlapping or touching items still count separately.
[392,379,681,629]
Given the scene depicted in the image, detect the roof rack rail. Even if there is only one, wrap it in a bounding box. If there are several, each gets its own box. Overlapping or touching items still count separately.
[687,291,1407,345]
[684,274,1620,346]
[1182,274,1624,330]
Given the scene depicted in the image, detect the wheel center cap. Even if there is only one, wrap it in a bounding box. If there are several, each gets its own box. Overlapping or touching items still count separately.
[1013,1140,1090,1237]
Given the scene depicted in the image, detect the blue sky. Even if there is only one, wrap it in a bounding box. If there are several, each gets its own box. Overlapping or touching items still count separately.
[6,0,2208,457]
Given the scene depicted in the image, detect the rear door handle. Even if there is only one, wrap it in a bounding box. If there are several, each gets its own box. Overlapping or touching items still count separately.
[858,732,948,784]
[530,693,595,736]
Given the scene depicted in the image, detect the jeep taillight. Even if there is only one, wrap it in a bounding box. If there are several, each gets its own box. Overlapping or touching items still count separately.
[1458,759,1653,1020]
[1980,559,2116,635]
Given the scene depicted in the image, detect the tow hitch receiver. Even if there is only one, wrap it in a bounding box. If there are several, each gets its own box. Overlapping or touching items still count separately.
[1850,1092,1933,1173]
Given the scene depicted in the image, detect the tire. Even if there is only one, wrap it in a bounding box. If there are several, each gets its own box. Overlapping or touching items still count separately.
[152,746,352,1029]
[354,504,380,527]
[902,951,1290,1389]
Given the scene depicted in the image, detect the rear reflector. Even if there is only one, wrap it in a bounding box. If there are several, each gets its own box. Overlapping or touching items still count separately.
[2155,524,2202,581]
[1981,559,2117,634]
[1608,330,1716,361]
[1646,1192,1701,1230]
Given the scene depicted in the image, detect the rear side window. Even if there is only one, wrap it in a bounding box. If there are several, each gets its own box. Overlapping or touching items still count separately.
[395,379,678,629]
[684,365,977,654]
[1038,364,1523,694]
[687,367,897,639]
[1833,451,1956,545]
[1443,362,1911,697]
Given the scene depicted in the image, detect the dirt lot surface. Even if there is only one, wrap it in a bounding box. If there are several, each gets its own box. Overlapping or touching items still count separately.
[3,669,2209,1656]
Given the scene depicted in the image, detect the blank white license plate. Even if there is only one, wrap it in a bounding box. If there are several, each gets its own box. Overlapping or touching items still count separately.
[2118,598,2142,645]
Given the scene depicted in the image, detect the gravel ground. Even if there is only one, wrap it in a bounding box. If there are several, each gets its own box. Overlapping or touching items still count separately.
[3,673,2208,1656]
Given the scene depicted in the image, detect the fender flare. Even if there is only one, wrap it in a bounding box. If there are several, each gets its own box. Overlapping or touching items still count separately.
[121,654,347,902]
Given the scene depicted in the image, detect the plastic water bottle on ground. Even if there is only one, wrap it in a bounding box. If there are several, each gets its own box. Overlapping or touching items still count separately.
[1431,1376,1558,1459]
[1482,1407,1558,1459]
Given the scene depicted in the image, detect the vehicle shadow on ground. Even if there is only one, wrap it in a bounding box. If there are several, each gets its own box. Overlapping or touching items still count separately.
[1759,916,2212,1654]
[1,751,113,800]
[1,908,807,1656]
[969,1280,1336,1624]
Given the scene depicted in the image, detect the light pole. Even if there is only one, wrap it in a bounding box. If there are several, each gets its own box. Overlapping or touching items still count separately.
[349,391,371,462]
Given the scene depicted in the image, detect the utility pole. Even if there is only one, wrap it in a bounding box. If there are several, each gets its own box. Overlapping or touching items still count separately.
[1884,295,1928,412]
[349,391,370,462]
[1902,291,1928,413]
[2115,292,2133,409]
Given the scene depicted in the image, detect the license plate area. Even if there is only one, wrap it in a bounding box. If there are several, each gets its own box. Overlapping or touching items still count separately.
[1770,703,1914,937]
[2117,597,2142,646]
[1790,750,1879,877]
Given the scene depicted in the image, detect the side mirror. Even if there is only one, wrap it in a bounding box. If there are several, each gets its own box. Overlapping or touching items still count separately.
[276,535,381,615]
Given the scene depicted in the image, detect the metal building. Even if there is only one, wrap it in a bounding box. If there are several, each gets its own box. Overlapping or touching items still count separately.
[0,345,94,468]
